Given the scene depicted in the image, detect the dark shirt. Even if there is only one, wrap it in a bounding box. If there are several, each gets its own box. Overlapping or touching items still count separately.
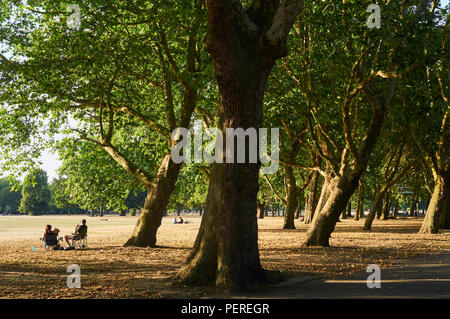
[75,224,88,237]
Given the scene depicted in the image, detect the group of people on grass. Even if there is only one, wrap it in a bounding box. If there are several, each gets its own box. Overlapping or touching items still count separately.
[42,219,88,250]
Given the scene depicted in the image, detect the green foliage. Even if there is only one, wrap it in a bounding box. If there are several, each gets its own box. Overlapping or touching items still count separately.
[19,168,50,215]
[0,177,22,212]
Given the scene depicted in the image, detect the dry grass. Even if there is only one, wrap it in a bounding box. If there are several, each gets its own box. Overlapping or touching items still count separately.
[0,215,449,298]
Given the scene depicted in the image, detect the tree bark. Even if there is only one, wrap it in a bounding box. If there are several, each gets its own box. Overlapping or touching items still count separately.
[304,170,360,246]
[295,198,302,219]
[346,201,352,217]
[341,208,347,219]
[124,155,182,247]
[382,192,390,220]
[364,189,386,230]
[376,196,384,219]
[283,166,297,229]
[176,0,303,290]
[440,194,450,229]
[419,172,448,233]
[410,195,418,216]
[304,170,320,224]
[257,202,265,219]
[393,199,399,217]
[355,179,364,220]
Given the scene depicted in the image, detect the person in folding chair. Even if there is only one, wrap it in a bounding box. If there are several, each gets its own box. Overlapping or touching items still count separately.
[64,219,88,248]
[41,225,62,250]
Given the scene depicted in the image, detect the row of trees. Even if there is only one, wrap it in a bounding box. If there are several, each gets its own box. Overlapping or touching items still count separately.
[0,1,448,290]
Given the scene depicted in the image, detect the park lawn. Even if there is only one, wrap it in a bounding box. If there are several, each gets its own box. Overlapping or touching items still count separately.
[0,215,449,298]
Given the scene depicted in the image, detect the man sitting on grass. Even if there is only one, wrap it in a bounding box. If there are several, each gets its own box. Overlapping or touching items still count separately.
[64,219,88,247]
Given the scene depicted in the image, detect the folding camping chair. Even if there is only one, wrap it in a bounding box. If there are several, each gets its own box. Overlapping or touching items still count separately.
[40,233,63,250]
[72,226,88,249]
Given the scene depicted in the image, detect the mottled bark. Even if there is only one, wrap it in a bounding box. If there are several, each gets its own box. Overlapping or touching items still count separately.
[124,155,182,247]
[304,170,360,247]
[304,170,319,224]
[382,192,391,220]
[355,179,364,220]
[364,189,386,230]
[283,166,297,229]
[177,0,303,290]
[419,172,448,233]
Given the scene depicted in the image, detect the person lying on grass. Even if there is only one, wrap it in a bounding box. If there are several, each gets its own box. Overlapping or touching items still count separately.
[64,219,88,247]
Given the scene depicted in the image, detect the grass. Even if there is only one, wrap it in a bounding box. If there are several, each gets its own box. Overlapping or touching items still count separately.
[0,215,449,298]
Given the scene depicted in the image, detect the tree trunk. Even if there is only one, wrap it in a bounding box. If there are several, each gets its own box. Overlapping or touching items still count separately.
[341,208,347,219]
[440,195,450,229]
[257,202,265,219]
[410,195,418,216]
[364,189,386,230]
[355,179,364,220]
[346,201,352,217]
[304,170,320,224]
[376,196,384,219]
[419,172,448,233]
[382,192,390,220]
[295,198,302,219]
[393,200,399,217]
[124,154,182,247]
[304,171,361,247]
[283,166,297,229]
[176,46,277,290]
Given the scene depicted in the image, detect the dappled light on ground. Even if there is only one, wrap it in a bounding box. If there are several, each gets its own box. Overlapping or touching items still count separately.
[0,216,448,298]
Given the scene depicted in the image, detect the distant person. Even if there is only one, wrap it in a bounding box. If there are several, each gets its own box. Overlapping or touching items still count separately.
[42,225,61,249]
[64,219,88,246]
[179,217,184,224]
[173,218,177,224]
[42,225,60,240]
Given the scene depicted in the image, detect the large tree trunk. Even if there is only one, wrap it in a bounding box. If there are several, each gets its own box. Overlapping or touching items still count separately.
[304,171,360,247]
[283,166,297,229]
[176,43,277,290]
[419,172,448,233]
[304,170,320,224]
[124,155,181,247]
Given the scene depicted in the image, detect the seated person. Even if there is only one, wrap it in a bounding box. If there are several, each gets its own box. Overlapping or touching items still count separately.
[42,225,61,249]
[173,217,177,224]
[64,219,88,246]
[179,217,184,224]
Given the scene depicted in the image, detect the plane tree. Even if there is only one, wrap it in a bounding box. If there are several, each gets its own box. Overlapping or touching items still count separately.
[0,0,213,246]
[277,0,440,246]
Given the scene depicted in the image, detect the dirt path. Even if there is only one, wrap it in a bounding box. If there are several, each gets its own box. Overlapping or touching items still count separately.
[210,250,450,299]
